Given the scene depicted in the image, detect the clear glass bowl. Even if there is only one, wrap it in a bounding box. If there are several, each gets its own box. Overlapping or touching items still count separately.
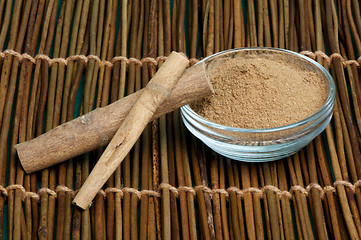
[180,48,335,162]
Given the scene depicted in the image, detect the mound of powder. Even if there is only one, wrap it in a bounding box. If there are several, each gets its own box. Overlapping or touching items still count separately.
[191,55,328,129]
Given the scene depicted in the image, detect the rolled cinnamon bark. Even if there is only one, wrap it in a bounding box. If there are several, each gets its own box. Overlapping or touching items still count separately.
[74,51,188,209]
[15,61,213,173]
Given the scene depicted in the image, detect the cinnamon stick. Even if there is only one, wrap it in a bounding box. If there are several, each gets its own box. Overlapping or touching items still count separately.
[73,51,188,209]
[16,60,212,173]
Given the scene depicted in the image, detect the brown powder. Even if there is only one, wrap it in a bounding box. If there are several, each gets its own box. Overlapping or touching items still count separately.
[191,54,328,129]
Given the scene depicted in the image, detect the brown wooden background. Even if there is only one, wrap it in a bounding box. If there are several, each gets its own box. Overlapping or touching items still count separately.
[1,0,361,239]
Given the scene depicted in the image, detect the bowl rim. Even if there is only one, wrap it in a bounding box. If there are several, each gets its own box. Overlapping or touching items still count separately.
[181,47,336,133]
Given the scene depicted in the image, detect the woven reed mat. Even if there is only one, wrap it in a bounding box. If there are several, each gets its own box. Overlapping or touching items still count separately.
[1,1,361,239]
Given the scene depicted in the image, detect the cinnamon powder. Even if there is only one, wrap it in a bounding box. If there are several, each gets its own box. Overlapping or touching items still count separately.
[191,54,328,129]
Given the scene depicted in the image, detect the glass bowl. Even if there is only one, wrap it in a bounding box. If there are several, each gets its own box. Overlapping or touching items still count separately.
[180,48,335,162]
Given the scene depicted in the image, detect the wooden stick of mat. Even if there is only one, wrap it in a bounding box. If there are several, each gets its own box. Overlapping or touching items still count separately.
[6,1,33,237]
[30,2,58,238]
[72,51,188,210]
[128,0,143,238]
[209,150,222,239]
[139,2,151,238]
[179,121,196,240]
[113,1,128,239]
[148,1,159,238]
[157,1,172,239]
[14,2,41,238]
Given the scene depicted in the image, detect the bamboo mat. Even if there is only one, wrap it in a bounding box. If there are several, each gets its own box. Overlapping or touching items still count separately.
[1,0,361,239]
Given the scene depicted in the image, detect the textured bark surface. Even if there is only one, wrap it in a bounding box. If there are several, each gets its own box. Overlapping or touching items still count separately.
[73,51,188,209]
[16,62,212,173]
